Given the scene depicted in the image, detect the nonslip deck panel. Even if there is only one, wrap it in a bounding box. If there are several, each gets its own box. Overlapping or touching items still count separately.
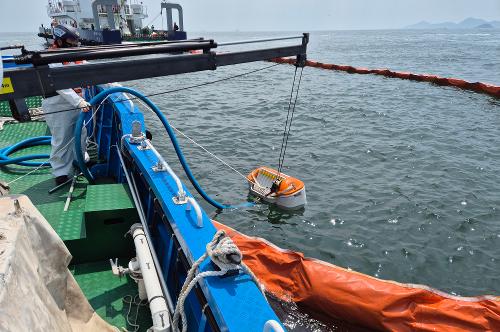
[0,121,142,329]
[0,96,43,117]
[68,184,139,263]
[0,121,87,233]
[85,183,135,211]
[71,259,153,330]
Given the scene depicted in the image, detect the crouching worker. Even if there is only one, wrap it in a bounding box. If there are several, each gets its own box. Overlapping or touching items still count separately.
[42,25,91,185]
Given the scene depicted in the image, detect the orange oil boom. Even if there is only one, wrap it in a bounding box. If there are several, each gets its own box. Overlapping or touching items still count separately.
[213,220,500,331]
[270,57,500,98]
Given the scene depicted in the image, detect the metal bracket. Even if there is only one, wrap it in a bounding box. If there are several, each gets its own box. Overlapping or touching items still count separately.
[137,140,150,150]
[152,162,167,172]
[129,133,145,145]
[172,195,188,205]
[110,258,129,279]
[295,53,307,68]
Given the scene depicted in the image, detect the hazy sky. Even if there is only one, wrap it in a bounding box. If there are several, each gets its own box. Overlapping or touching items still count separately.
[1,0,499,32]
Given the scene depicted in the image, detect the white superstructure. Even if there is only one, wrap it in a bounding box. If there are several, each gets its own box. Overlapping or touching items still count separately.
[46,0,148,34]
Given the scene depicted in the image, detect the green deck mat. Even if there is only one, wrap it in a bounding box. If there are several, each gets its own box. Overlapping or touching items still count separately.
[71,259,152,331]
[85,183,135,212]
[0,121,87,232]
[0,121,141,329]
[0,96,43,117]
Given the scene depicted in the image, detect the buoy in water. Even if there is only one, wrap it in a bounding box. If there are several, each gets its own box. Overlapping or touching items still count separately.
[247,166,306,209]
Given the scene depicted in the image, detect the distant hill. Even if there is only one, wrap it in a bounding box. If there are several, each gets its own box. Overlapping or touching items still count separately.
[405,18,500,30]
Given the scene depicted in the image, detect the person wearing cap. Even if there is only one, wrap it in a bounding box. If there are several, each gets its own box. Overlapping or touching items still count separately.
[42,24,91,185]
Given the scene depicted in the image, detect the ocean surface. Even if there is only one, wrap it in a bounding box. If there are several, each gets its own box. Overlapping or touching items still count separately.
[2,30,499,298]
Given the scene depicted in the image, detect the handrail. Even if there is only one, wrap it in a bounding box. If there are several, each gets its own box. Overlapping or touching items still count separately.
[186,197,203,228]
[141,138,186,202]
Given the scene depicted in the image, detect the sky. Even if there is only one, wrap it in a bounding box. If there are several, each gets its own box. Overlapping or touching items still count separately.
[0,0,499,32]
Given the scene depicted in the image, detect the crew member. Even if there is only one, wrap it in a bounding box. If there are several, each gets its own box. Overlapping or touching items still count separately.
[42,25,91,185]
[173,22,179,31]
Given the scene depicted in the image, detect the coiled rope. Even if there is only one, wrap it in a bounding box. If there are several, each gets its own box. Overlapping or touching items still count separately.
[123,294,148,332]
[172,230,264,332]
[270,57,500,98]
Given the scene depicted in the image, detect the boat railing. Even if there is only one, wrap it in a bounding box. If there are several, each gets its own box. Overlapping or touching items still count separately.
[138,138,187,203]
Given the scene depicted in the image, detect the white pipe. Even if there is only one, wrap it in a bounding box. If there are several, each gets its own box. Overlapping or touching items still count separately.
[132,226,171,332]
[116,146,175,312]
[186,197,203,227]
[144,139,185,200]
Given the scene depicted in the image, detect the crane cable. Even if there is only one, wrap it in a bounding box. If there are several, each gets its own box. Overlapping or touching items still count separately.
[277,66,304,178]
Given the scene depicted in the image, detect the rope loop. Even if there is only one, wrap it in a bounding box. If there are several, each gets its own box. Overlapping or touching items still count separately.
[172,230,265,332]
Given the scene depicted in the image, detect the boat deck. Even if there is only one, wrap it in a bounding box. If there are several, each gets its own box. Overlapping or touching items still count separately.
[0,108,151,330]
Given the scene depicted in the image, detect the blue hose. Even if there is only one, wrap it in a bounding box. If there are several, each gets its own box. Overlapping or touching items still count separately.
[0,136,51,167]
[77,87,243,210]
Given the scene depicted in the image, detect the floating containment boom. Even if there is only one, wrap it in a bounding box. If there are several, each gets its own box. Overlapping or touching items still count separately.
[270,57,500,98]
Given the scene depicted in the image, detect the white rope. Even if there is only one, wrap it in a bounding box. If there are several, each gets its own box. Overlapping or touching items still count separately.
[172,125,253,184]
[135,97,253,185]
[5,161,50,186]
[172,230,265,332]
[6,96,109,186]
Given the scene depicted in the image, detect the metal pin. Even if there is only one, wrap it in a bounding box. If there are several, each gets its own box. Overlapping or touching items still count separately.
[63,175,78,212]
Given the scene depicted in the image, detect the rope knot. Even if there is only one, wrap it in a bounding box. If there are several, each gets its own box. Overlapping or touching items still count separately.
[172,230,266,332]
[206,230,242,270]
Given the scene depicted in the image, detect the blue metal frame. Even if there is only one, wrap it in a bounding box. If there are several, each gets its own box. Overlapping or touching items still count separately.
[87,88,284,331]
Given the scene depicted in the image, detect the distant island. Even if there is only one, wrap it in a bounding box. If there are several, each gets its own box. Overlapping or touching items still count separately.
[405,17,500,30]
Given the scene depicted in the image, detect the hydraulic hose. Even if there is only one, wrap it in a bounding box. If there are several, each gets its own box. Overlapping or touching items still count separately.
[0,136,51,166]
[77,87,232,209]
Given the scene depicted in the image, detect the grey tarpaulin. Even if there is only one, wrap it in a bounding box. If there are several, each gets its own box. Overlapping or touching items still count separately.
[0,195,117,332]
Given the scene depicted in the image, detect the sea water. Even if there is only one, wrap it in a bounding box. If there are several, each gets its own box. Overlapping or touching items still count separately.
[1,30,499,299]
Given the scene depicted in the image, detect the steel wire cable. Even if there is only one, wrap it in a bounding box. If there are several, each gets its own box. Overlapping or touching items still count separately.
[278,66,304,175]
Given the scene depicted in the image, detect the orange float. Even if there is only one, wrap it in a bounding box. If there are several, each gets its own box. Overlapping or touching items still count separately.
[213,220,500,331]
[247,166,306,209]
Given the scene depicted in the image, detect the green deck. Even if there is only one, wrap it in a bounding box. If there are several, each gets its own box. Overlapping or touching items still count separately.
[0,118,151,330]
[0,96,44,117]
